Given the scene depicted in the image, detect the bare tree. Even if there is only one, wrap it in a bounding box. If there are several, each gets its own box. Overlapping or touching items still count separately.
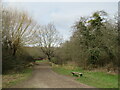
[35,23,62,61]
[2,7,37,56]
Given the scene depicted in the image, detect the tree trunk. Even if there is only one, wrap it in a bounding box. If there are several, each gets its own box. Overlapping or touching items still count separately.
[12,48,17,56]
[47,55,51,61]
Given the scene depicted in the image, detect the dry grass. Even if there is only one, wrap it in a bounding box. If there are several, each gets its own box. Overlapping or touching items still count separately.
[2,68,32,88]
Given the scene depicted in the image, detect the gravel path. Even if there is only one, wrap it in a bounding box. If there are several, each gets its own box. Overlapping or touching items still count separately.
[13,62,94,88]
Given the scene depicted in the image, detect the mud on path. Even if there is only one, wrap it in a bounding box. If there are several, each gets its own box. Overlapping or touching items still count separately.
[13,62,93,88]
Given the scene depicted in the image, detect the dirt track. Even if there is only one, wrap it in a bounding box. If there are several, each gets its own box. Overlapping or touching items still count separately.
[13,62,94,88]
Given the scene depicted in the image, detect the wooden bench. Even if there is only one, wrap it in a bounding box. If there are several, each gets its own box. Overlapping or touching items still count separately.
[71,72,83,77]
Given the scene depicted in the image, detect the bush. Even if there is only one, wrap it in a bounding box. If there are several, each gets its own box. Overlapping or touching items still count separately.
[2,47,34,73]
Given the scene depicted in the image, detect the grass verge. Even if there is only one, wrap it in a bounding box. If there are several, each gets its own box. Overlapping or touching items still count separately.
[2,68,33,88]
[35,60,48,63]
[52,64,118,88]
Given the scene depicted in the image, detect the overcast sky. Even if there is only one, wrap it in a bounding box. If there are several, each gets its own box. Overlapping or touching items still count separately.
[3,1,118,41]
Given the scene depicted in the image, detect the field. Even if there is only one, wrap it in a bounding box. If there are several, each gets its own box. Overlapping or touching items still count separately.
[52,64,118,88]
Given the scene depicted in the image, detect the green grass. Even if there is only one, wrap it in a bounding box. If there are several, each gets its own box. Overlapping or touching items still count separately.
[2,68,33,88]
[35,60,48,63]
[52,65,118,88]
